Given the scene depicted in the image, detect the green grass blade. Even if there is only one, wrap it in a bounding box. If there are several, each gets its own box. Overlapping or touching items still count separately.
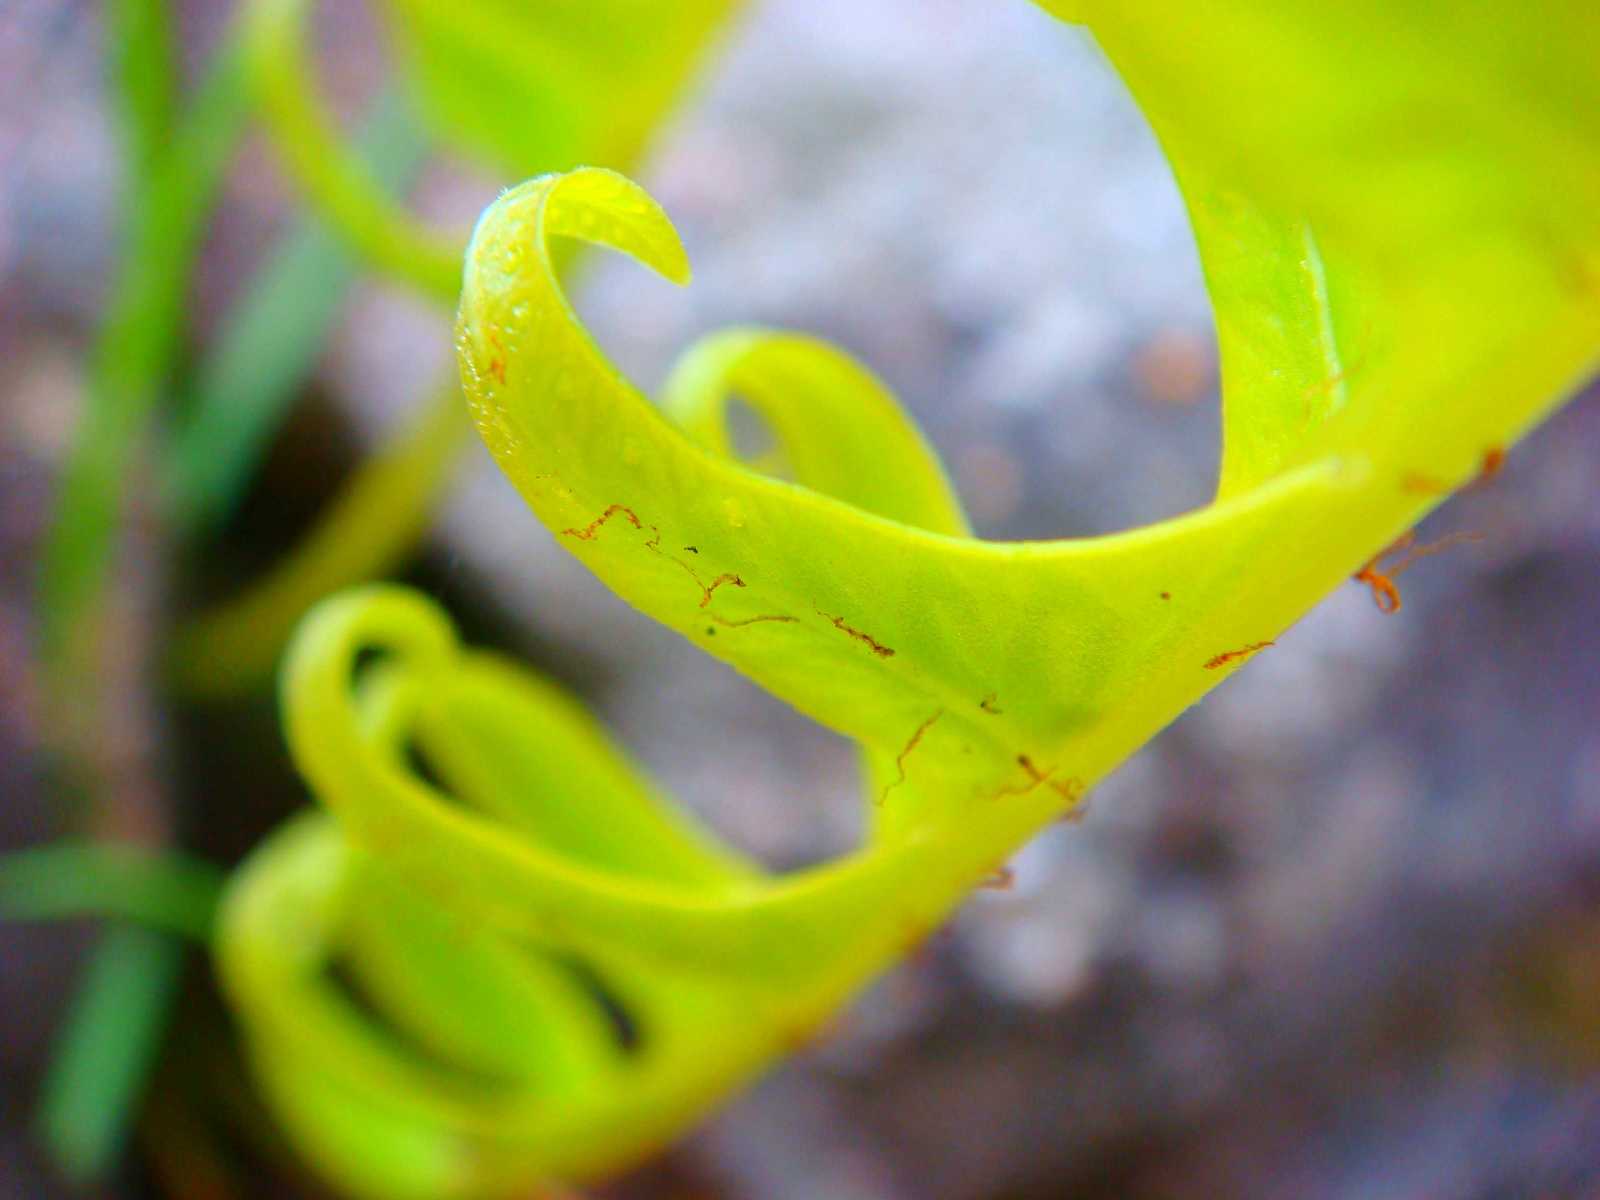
[106,0,178,177]
[37,30,251,725]
[34,926,187,1184]
[245,0,461,301]
[0,842,225,941]
[164,88,432,539]
[2,842,223,1180]
[31,18,247,1186]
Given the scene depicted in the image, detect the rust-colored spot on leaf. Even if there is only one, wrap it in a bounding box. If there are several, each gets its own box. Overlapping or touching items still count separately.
[979,865,1015,891]
[899,918,942,967]
[993,754,1054,799]
[879,710,943,804]
[1400,471,1448,496]
[1355,560,1402,613]
[1054,778,1089,819]
[635,524,751,612]
[820,612,895,658]
[979,692,1002,715]
[1405,446,1505,497]
[1473,446,1505,487]
[1203,640,1275,670]
[1302,367,1347,409]
[1354,528,1484,614]
[780,1013,841,1057]
[1053,776,1085,802]
[698,573,745,608]
[485,330,508,385]
[562,504,641,540]
[991,758,1086,814]
[708,613,797,629]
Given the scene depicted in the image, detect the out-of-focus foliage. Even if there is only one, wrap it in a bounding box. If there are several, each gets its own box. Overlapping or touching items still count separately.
[38,13,249,741]
[171,0,740,694]
[163,88,429,543]
[216,0,1599,1196]
[384,0,737,216]
[246,0,737,301]
[26,7,252,1180]
[16,0,739,1186]
[223,609,769,1197]
[0,844,223,941]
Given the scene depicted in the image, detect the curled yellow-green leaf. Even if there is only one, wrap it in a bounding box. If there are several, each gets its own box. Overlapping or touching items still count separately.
[224,1,1600,1193]
[221,585,950,1196]
[460,169,1356,831]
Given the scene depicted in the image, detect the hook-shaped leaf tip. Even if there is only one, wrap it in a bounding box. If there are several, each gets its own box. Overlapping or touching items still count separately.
[456,167,692,473]
[466,167,690,297]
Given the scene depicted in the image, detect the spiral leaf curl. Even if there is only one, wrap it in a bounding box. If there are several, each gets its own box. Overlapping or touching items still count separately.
[220,0,1598,1193]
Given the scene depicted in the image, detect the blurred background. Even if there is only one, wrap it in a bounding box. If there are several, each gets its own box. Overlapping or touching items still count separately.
[3,0,1599,1196]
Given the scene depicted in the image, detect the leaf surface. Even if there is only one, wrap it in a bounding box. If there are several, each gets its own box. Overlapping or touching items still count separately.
[231,2,1600,1193]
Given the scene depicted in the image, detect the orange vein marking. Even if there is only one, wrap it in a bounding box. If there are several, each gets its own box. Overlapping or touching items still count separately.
[1355,560,1402,613]
[486,330,507,384]
[1400,472,1448,496]
[819,612,895,658]
[562,504,641,541]
[879,710,943,804]
[1353,529,1484,615]
[1203,641,1275,670]
[698,573,745,608]
[979,866,1015,891]
[994,754,1052,799]
[1053,777,1088,815]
